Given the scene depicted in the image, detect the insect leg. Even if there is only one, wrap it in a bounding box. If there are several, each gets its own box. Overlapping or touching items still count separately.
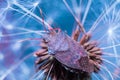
[72,25,81,41]
[63,0,86,34]
[79,33,91,45]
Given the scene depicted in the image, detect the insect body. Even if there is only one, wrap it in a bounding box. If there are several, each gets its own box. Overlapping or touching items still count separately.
[43,30,94,73]
[34,28,102,80]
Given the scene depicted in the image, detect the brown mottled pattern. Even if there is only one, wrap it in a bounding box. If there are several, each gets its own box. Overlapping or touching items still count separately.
[53,34,94,73]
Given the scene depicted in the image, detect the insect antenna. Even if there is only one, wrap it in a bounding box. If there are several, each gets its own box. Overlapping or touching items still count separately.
[39,8,53,32]
[39,9,62,33]
[63,0,86,34]
[40,9,47,31]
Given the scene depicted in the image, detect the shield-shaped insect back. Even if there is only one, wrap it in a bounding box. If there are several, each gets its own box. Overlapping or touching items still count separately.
[44,31,70,55]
